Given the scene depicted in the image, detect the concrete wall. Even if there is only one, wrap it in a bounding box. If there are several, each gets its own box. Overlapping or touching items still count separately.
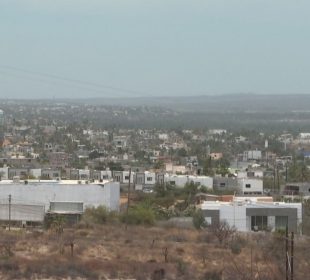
[0,204,45,222]
[213,177,238,192]
[0,181,120,212]
[50,201,83,213]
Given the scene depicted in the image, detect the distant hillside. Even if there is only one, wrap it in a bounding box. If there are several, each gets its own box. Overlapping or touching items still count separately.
[75,94,310,113]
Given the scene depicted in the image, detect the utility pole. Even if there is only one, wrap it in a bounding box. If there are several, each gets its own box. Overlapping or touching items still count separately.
[273,165,276,194]
[250,245,253,280]
[286,226,289,280]
[291,232,294,280]
[277,167,280,194]
[125,168,132,230]
[285,227,294,280]
[8,194,11,231]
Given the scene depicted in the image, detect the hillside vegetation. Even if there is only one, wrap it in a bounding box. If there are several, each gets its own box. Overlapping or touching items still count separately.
[0,221,309,280]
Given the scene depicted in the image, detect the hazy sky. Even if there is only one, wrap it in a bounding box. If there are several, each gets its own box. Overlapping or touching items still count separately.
[1,0,310,99]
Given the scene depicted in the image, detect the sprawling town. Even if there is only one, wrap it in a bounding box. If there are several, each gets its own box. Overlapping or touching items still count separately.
[0,99,309,279]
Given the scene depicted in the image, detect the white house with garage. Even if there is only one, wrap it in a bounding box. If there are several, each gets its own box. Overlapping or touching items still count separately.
[201,199,302,234]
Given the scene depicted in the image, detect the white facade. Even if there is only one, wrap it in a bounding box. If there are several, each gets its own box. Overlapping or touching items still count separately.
[0,167,9,180]
[158,133,169,140]
[101,170,113,180]
[144,171,156,185]
[201,201,302,233]
[238,178,263,194]
[0,204,45,222]
[166,174,213,189]
[237,170,264,179]
[0,180,120,211]
[29,168,42,179]
[243,150,262,161]
[78,169,90,180]
[122,171,135,184]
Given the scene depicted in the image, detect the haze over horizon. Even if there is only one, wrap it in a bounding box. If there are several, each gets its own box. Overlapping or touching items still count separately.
[1,0,310,99]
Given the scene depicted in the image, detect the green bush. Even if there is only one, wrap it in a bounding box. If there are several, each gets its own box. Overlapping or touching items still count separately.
[230,241,242,255]
[203,270,222,280]
[230,235,247,255]
[82,206,118,224]
[192,209,207,230]
[121,204,155,225]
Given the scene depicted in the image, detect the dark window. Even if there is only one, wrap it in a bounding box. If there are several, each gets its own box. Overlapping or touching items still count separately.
[125,176,129,180]
[275,216,288,230]
[220,183,226,187]
[245,184,251,188]
[170,181,176,185]
[147,177,152,181]
[251,216,268,231]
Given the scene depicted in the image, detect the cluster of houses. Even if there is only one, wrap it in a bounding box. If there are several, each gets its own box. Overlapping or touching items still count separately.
[0,104,309,234]
[0,176,303,234]
[0,166,266,195]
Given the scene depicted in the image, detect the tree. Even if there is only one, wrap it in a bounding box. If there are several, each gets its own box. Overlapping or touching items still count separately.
[203,157,214,176]
[51,215,65,237]
[107,161,124,171]
[193,209,207,230]
[209,221,236,245]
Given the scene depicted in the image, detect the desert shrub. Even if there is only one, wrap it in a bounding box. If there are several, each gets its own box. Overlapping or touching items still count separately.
[176,258,187,276]
[165,233,188,242]
[274,228,286,237]
[197,232,214,243]
[23,258,100,279]
[83,206,109,224]
[209,221,236,245]
[192,209,207,230]
[75,220,95,229]
[121,204,155,225]
[152,268,165,280]
[203,270,222,280]
[82,206,119,225]
[230,240,242,255]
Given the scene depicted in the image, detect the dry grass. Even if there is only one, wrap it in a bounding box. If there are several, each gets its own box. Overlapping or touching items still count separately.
[0,226,308,279]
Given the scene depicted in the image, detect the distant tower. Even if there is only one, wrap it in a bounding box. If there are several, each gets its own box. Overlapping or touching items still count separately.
[0,109,4,147]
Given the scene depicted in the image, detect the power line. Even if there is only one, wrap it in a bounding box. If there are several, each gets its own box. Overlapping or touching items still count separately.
[0,64,149,97]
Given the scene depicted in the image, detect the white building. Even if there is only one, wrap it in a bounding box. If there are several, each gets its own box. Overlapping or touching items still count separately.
[166,174,213,189]
[0,180,120,212]
[101,170,113,180]
[0,167,9,180]
[237,170,264,179]
[201,200,302,234]
[144,171,156,186]
[0,203,45,223]
[158,133,169,140]
[243,150,262,161]
[238,178,263,195]
[122,171,135,184]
